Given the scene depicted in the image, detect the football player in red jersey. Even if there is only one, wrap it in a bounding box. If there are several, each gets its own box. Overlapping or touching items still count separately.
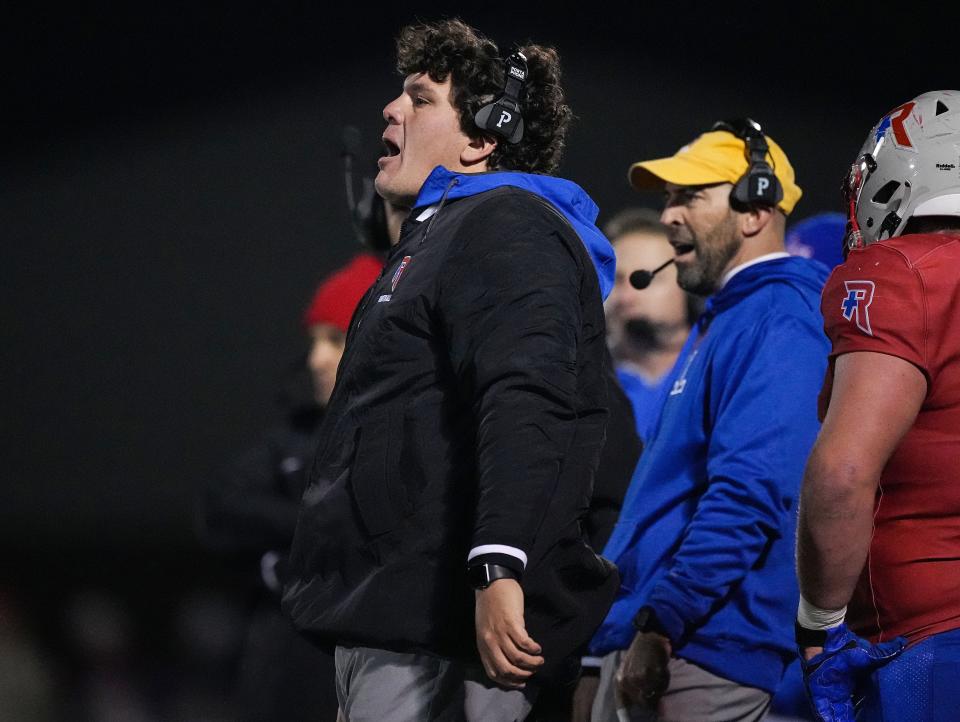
[796,90,960,722]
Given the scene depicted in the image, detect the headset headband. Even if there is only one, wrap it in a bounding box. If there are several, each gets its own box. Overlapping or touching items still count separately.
[711,117,783,209]
[473,52,528,144]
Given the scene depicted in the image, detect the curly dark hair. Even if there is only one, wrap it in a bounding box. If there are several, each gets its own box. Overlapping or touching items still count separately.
[395,19,572,174]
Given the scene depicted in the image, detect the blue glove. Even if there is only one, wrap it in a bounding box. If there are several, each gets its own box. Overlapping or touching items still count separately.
[799,623,906,722]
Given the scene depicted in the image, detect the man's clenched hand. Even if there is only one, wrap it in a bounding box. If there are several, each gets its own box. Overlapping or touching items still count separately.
[475,579,544,689]
[617,631,671,709]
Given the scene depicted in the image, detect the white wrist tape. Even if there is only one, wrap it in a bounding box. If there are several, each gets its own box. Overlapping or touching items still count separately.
[797,595,846,630]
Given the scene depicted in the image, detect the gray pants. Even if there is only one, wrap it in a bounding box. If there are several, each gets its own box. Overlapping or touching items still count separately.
[591,650,771,722]
[335,645,537,722]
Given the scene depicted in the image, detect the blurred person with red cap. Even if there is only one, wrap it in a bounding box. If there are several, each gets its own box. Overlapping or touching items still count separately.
[201,252,382,722]
[303,254,385,407]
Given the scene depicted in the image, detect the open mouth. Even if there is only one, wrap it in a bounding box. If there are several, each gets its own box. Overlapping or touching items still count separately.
[671,241,696,256]
[382,138,400,158]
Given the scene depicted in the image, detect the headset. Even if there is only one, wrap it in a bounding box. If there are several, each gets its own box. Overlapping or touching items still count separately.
[710,118,783,210]
[344,50,529,247]
[473,51,528,144]
[628,259,704,326]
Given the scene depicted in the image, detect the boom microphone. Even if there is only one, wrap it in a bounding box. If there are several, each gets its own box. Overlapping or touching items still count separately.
[341,125,362,155]
[341,125,390,252]
[341,125,362,211]
[630,258,676,289]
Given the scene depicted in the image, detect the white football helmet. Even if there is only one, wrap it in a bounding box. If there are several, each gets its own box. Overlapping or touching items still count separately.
[844,90,960,250]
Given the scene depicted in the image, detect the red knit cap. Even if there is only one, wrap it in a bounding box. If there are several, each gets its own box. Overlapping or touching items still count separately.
[303,254,383,333]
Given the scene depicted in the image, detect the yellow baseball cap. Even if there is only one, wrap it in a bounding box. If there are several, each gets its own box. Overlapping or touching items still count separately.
[628,130,803,215]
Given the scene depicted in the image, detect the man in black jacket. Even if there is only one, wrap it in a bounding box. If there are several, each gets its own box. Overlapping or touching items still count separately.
[283,19,620,721]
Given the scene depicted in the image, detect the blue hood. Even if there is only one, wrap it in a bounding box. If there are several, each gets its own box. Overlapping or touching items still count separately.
[415,166,616,300]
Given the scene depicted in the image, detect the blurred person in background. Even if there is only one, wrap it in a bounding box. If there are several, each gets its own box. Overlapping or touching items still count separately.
[0,591,56,722]
[60,589,157,722]
[785,211,847,270]
[202,252,382,722]
[602,208,698,443]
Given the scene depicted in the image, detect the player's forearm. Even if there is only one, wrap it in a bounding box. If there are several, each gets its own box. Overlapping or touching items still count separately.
[796,447,878,610]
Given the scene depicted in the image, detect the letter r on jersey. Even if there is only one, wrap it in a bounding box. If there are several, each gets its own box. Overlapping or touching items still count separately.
[842,280,875,336]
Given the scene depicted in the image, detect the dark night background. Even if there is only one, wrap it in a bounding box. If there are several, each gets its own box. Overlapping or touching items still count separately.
[2,2,957,718]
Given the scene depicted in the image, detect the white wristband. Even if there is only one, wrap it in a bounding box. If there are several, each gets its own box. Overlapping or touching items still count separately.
[797,595,846,630]
[467,545,527,568]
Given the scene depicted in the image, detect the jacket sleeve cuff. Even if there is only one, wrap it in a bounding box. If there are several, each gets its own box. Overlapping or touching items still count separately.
[641,600,686,645]
[467,545,527,573]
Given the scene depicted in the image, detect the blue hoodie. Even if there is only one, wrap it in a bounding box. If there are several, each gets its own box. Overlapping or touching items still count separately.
[590,255,830,694]
[415,166,616,300]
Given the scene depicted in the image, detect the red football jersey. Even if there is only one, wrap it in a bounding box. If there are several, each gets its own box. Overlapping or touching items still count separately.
[820,233,960,644]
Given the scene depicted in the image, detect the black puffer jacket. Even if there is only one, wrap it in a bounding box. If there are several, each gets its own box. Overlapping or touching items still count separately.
[283,185,619,679]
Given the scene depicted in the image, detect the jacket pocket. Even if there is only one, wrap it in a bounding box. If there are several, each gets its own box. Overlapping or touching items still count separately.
[350,410,404,537]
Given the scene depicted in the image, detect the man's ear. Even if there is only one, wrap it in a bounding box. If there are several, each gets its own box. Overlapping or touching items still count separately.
[740,204,775,238]
[461,133,497,168]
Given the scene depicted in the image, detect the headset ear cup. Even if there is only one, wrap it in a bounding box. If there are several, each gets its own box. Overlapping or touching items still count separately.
[474,104,494,131]
[730,175,750,207]
[716,118,784,210]
[473,52,528,145]
[749,167,783,206]
[475,101,524,144]
[731,167,783,208]
[508,118,524,144]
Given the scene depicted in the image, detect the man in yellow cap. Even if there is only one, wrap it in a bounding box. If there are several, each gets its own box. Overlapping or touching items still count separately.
[577,121,830,721]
